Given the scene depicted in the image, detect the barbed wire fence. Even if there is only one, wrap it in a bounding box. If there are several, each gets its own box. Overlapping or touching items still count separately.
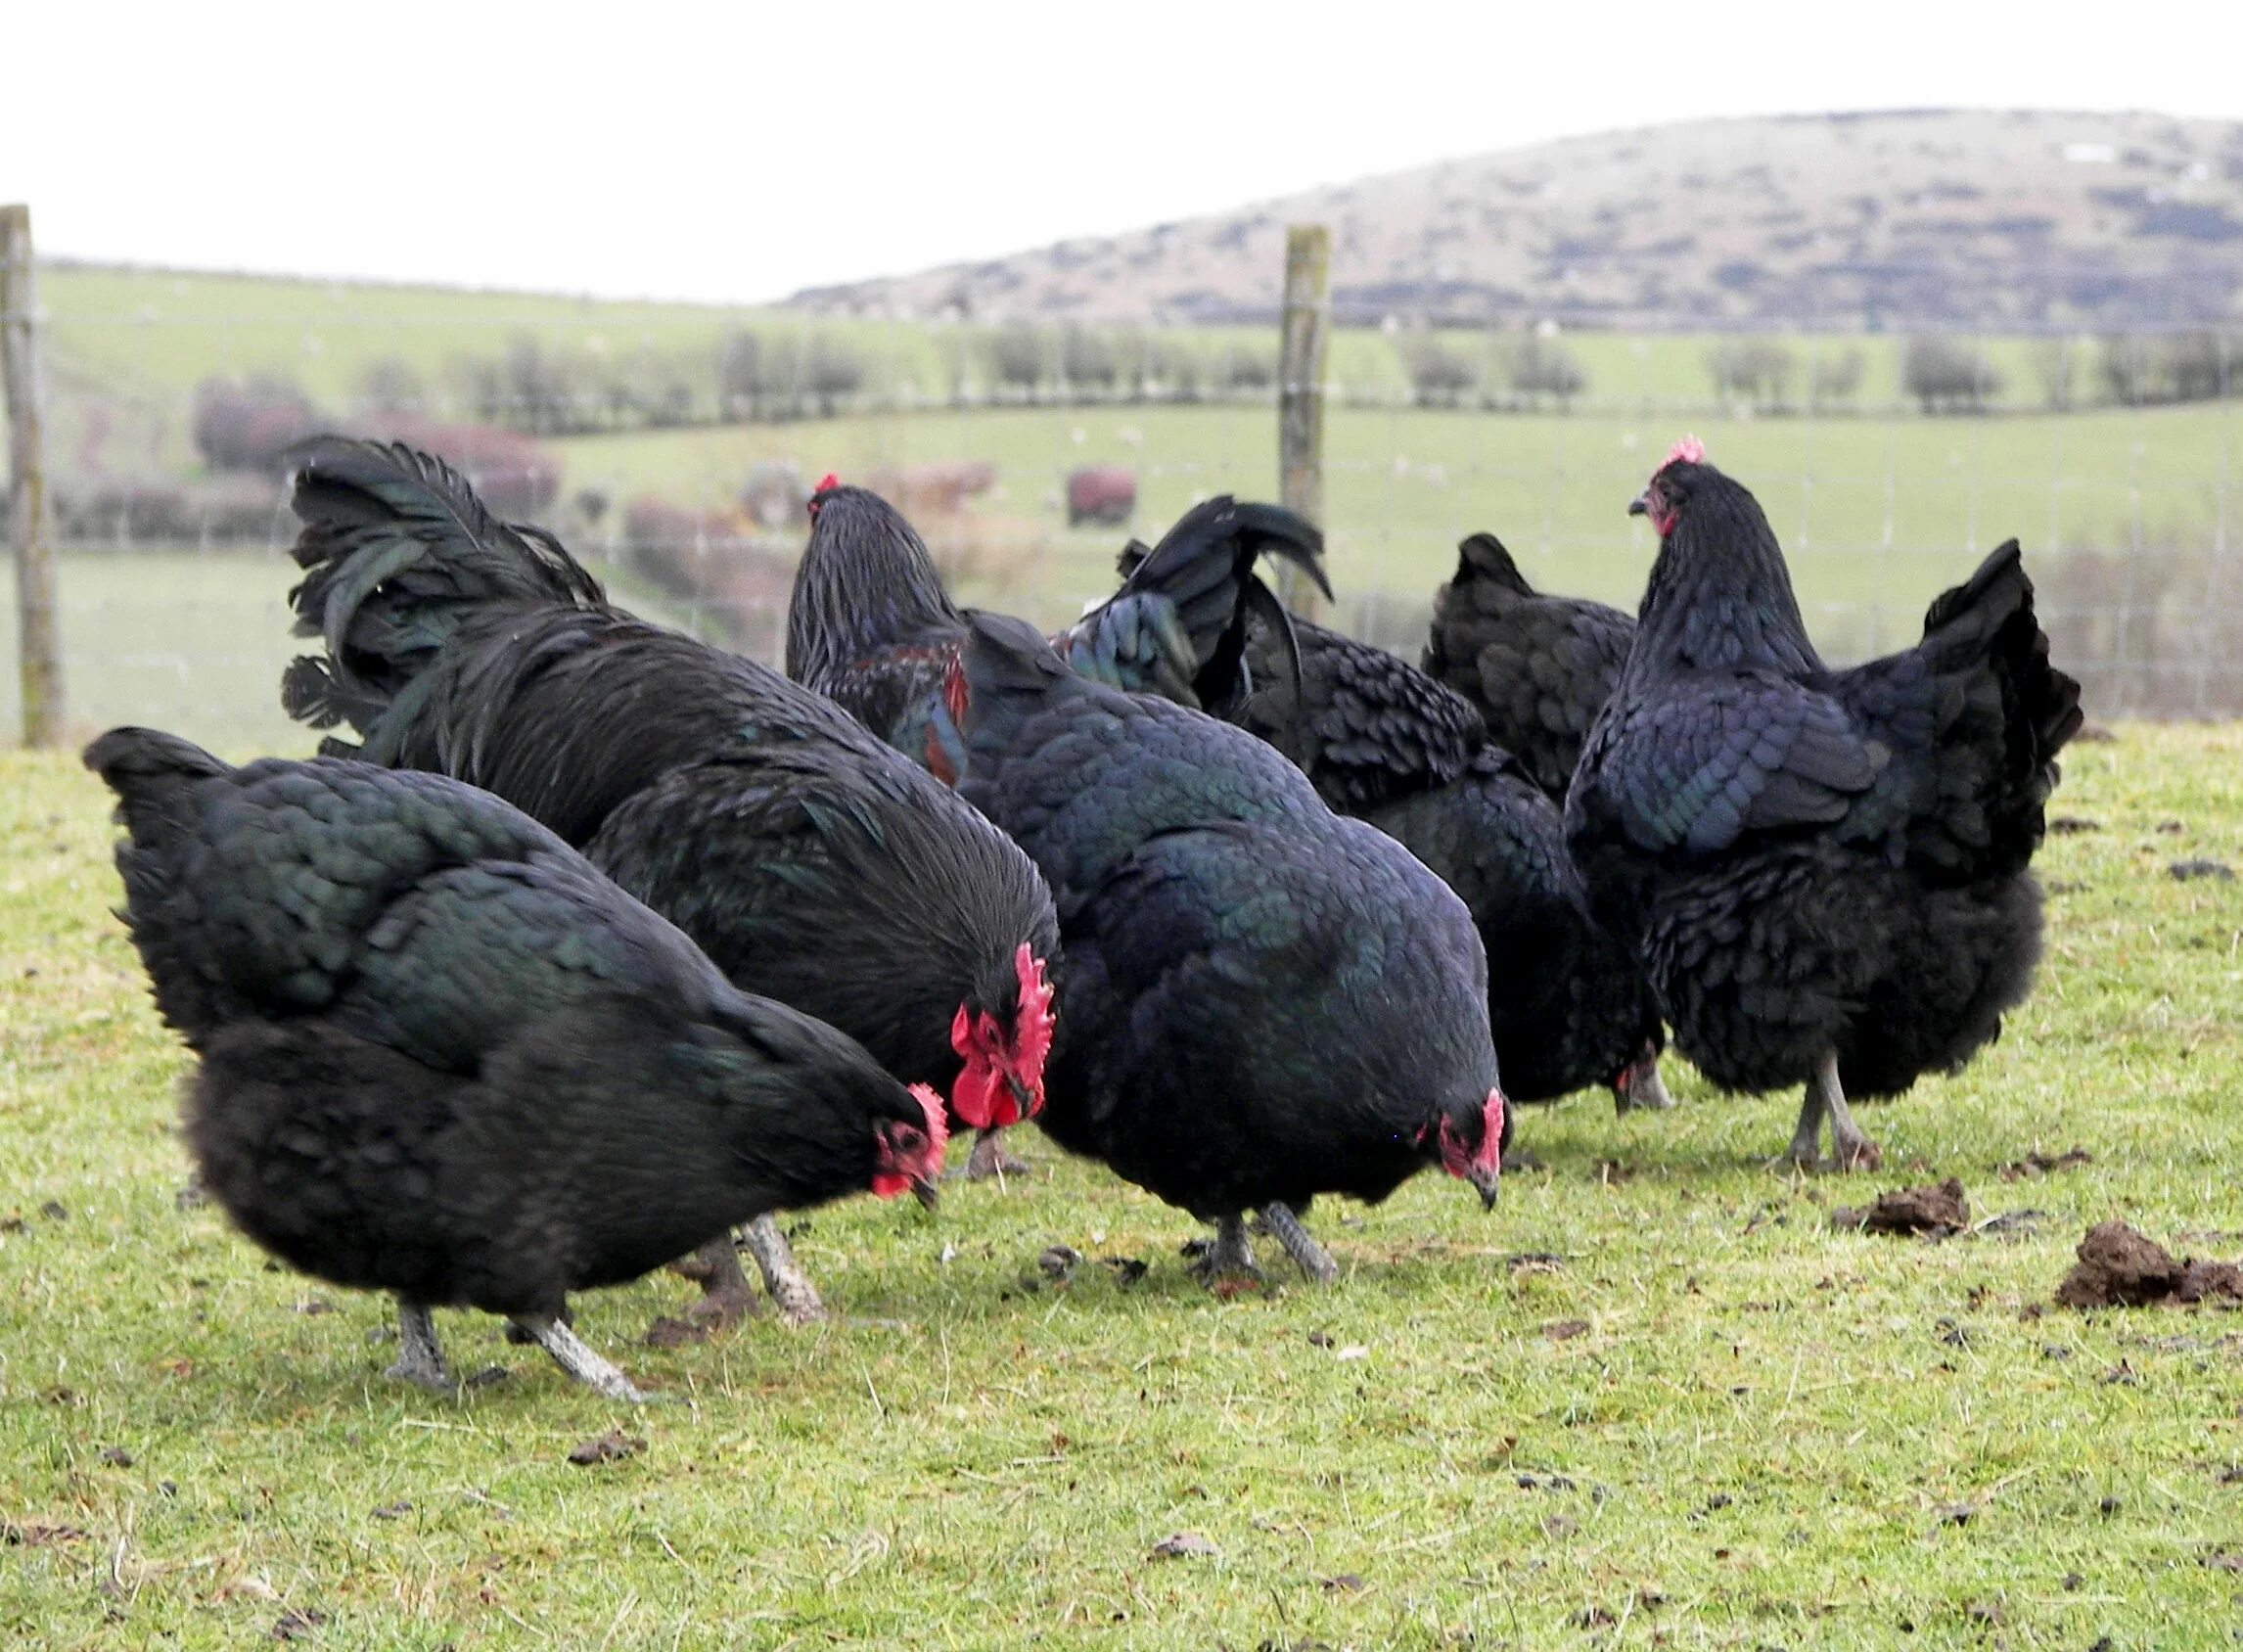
[5,215,2238,757]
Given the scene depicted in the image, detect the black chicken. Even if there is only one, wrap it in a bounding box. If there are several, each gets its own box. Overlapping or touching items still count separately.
[784,479,1328,783]
[1423,529,1634,802]
[281,439,1056,1324]
[953,614,1508,1285]
[1137,550,1667,1116]
[88,728,945,1400]
[1566,441,2083,1168]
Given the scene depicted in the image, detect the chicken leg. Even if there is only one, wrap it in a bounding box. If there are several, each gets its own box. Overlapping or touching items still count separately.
[1787,1051,1881,1170]
[1191,1215,1260,1288]
[963,1128,1033,1181]
[510,1310,650,1403]
[741,1214,826,1325]
[670,1234,762,1329]
[1259,1202,1341,1284]
[385,1299,453,1394]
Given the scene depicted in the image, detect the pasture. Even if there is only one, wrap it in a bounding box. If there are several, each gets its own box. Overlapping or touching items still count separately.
[4,725,2240,1649]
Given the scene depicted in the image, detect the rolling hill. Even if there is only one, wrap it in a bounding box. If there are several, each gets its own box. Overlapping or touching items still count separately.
[787,110,2243,330]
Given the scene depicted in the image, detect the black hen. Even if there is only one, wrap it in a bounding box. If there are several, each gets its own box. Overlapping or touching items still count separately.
[1142,558,1668,1116]
[87,727,945,1400]
[282,439,1057,1322]
[952,614,1508,1286]
[1567,442,2083,1168]
[784,480,1328,782]
[1423,530,1635,801]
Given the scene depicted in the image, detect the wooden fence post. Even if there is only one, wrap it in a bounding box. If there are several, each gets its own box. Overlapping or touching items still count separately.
[1278,223,1330,618]
[2,205,63,748]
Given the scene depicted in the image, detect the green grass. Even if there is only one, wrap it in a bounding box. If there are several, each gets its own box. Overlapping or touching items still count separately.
[3,728,2240,1648]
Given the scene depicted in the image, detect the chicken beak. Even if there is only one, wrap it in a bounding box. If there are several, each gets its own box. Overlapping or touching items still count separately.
[1626,494,1649,517]
[910,1175,940,1213]
[1469,1166,1502,1212]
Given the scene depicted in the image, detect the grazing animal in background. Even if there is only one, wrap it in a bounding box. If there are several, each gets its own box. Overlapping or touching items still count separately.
[784,478,1328,785]
[1566,441,2083,1168]
[280,439,1056,1327]
[87,727,945,1401]
[1423,529,1635,803]
[1118,536,1667,1116]
[953,613,1508,1286]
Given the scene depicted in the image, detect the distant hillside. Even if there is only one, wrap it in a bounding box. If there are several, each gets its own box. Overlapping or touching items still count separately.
[789,110,2243,329]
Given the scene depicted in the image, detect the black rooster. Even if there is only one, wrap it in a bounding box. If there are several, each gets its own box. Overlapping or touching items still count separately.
[281,440,1056,1324]
[88,728,945,1400]
[1135,551,1667,1117]
[784,479,1328,783]
[1423,530,1634,802]
[953,614,1508,1285]
[1567,441,2083,1168]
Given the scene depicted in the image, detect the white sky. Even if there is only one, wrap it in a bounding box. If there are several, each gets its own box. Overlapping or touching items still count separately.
[5,0,2238,305]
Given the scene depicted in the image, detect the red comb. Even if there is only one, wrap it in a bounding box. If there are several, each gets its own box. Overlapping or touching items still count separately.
[1666,436,1705,467]
[1011,944,1055,1098]
[813,472,840,495]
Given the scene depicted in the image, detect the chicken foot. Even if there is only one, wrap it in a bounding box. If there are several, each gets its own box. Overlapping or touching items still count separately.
[511,1310,650,1403]
[1259,1201,1341,1284]
[1786,1052,1881,1170]
[963,1128,1034,1182]
[741,1214,826,1326]
[1617,1050,1676,1115]
[668,1234,763,1329]
[385,1299,453,1394]
[1191,1215,1261,1287]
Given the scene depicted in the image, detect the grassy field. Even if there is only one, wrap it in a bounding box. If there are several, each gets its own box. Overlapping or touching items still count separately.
[3,727,2240,1648]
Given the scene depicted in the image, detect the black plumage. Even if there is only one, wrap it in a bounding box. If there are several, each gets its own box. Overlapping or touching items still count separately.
[784,481,1327,781]
[1567,447,2083,1167]
[952,614,1508,1285]
[1196,586,1668,1114]
[282,439,1058,1318]
[87,727,945,1400]
[1423,530,1634,802]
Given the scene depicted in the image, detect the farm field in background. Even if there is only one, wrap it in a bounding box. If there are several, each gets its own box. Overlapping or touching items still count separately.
[3,727,2240,1647]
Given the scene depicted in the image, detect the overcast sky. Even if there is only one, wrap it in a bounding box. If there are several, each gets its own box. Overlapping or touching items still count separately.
[5,0,2237,305]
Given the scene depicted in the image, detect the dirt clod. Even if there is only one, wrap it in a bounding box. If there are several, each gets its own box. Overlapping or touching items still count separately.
[272,1609,327,1641]
[98,1446,132,1467]
[1541,1318,1591,1342]
[1149,1531,1217,1560]
[1832,1178,1969,1236]
[1999,1147,2092,1181]
[1037,1245,1081,1282]
[642,1316,710,1349]
[2170,858,2234,882]
[2055,1221,2243,1308]
[566,1429,645,1467]
[1933,1501,1978,1527]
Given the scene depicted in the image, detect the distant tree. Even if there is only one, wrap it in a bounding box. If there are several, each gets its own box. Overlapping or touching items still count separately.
[717,331,800,422]
[500,334,586,435]
[2030,338,2079,411]
[983,324,1049,401]
[1399,335,1480,408]
[1901,336,2001,413]
[802,334,868,418]
[1057,325,1123,397]
[356,356,425,416]
[191,374,321,473]
[1706,339,1796,409]
[1141,334,1206,402]
[2096,334,2157,405]
[1214,340,1277,396]
[1808,345,1865,409]
[2164,331,2231,403]
[1506,335,1586,409]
